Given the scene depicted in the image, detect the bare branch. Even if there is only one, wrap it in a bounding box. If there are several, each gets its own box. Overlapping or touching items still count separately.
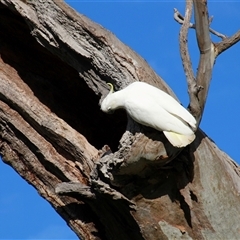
[175,1,239,126]
[209,27,227,40]
[193,0,216,125]
[178,1,201,120]
[174,7,194,28]
[193,1,211,52]
[208,15,213,25]
[174,8,227,40]
[215,30,240,56]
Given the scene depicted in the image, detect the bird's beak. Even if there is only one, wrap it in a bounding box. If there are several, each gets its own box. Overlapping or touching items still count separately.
[107,109,115,114]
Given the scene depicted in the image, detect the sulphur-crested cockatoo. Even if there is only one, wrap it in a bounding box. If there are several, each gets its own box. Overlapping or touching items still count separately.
[101,82,196,148]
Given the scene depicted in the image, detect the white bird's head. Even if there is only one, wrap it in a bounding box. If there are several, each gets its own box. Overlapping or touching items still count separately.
[101,83,118,113]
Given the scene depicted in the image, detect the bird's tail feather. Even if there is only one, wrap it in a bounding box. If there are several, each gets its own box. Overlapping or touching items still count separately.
[163,131,195,148]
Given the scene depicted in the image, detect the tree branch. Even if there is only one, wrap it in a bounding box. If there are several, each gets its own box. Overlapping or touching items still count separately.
[178,3,195,83]
[193,0,216,125]
[175,1,240,126]
[174,5,240,57]
[174,8,227,40]
[215,30,240,56]
[175,1,215,125]
[174,7,195,29]
[209,27,227,40]
[176,0,216,125]
[178,1,201,121]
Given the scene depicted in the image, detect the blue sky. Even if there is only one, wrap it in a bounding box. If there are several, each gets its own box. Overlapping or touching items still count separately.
[1,1,239,239]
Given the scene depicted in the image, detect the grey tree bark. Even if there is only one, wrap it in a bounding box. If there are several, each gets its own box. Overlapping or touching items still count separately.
[0,0,240,239]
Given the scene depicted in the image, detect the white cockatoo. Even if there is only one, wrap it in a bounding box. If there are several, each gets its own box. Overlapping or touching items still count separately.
[101,82,196,148]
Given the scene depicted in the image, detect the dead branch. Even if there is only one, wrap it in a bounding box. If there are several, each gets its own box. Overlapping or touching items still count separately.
[178,1,201,121]
[174,7,227,40]
[176,0,216,125]
[175,0,240,126]
[215,30,240,56]
[192,0,216,125]
[174,6,240,55]
[174,7,195,28]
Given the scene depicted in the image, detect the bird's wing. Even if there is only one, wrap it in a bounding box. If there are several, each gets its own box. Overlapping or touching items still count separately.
[131,82,196,129]
[125,95,168,130]
[124,94,194,135]
[156,92,196,129]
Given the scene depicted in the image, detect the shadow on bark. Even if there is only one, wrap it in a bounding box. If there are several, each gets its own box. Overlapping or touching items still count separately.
[0,6,126,152]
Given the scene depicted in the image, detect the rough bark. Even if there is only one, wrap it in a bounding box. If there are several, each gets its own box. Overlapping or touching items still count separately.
[0,0,239,239]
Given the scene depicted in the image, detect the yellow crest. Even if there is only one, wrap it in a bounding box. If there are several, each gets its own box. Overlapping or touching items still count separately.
[107,83,114,93]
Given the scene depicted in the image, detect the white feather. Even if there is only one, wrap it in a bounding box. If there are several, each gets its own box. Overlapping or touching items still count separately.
[101,82,196,147]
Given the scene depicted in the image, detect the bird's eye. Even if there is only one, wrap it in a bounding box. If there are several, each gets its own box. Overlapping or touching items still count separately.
[108,107,111,111]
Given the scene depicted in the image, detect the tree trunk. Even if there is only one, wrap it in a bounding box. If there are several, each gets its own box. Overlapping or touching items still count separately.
[0,0,239,239]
